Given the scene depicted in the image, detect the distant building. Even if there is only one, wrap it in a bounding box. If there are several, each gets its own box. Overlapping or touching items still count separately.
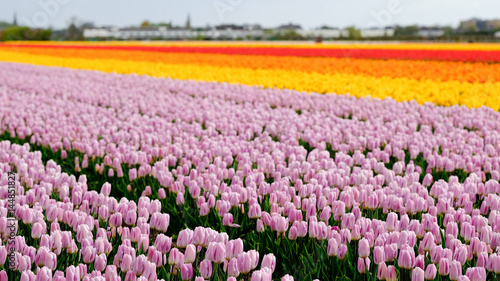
[276,23,302,31]
[360,27,395,38]
[486,20,500,31]
[297,29,349,39]
[418,27,445,38]
[13,11,17,26]
[460,18,500,32]
[83,25,264,40]
[495,31,500,38]
[215,24,244,30]
[83,27,115,38]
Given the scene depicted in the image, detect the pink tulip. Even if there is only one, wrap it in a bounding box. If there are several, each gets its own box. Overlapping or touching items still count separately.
[412,267,425,281]
[421,232,435,252]
[31,222,43,239]
[357,257,370,274]
[94,254,107,272]
[256,219,265,232]
[386,265,397,281]
[249,204,262,219]
[439,258,450,276]
[358,238,370,258]
[168,248,184,266]
[398,247,415,269]
[338,244,348,260]
[327,238,338,257]
[238,253,253,274]
[377,262,387,280]
[181,263,193,280]
[465,267,486,281]
[185,244,197,264]
[261,254,276,272]
[200,259,213,279]
[425,264,437,280]
[373,246,384,264]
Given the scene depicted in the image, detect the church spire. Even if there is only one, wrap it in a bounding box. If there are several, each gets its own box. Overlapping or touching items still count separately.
[185,14,191,29]
[13,11,17,26]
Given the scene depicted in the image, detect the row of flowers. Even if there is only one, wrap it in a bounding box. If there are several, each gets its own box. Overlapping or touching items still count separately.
[0,50,499,110]
[9,46,500,84]
[0,62,499,280]
[3,43,500,62]
[0,141,286,281]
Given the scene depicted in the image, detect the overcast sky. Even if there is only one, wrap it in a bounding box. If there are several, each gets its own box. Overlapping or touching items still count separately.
[2,0,500,29]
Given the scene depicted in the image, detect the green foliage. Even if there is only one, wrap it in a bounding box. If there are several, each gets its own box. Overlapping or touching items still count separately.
[0,21,13,29]
[273,30,304,41]
[394,25,419,36]
[0,26,51,41]
[345,26,361,40]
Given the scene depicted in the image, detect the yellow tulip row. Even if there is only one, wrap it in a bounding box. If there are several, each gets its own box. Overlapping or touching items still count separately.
[1,50,498,110]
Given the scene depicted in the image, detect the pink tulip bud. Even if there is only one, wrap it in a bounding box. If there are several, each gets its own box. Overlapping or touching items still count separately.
[31,222,44,239]
[181,263,193,281]
[439,258,450,276]
[109,213,122,228]
[358,238,370,258]
[261,254,276,272]
[0,247,6,266]
[297,221,308,237]
[256,219,265,232]
[101,182,111,196]
[377,262,387,280]
[223,213,234,226]
[36,267,52,281]
[177,229,193,248]
[129,169,137,181]
[94,254,107,272]
[386,265,397,281]
[341,213,355,230]
[460,222,475,242]
[399,247,415,270]
[105,265,118,281]
[385,213,397,232]
[200,259,213,279]
[227,257,240,277]
[449,260,462,281]
[200,203,210,216]
[357,257,370,274]
[248,204,262,219]
[412,267,425,281]
[425,264,437,280]
[327,238,338,257]
[288,226,298,240]
[158,188,166,199]
[168,248,184,266]
[185,244,196,264]
[338,244,347,260]
[421,232,435,252]
[237,253,253,274]
[154,234,172,254]
[232,239,244,258]
[373,246,384,264]
[465,267,486,281]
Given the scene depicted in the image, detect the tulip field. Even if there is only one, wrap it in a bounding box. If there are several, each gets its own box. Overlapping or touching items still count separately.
[0,42,499,281]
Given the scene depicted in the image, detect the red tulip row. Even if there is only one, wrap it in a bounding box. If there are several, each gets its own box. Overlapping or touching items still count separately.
[2,44,500,63]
